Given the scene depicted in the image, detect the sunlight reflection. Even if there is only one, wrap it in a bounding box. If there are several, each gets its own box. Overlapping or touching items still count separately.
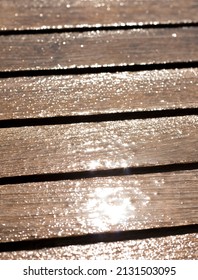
[88,159,132,170]
[88,160,100,170]
[84,176,152,231]
[86,187,137,231]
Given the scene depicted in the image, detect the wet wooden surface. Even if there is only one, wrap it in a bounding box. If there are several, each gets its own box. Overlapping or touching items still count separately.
[1,27,198,72]
[0,171,198,243]
[0,69,198,120]
[0,0,197,260]
[0,0,197,31]
[1,116,198,178]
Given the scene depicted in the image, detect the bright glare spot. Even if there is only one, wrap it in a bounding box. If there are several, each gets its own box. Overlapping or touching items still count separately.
[86,187,136,229]
[88,160,100,170]
[95,187,118,198]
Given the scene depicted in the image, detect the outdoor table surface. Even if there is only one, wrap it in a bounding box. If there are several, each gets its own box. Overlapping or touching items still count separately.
[0,0,197,260]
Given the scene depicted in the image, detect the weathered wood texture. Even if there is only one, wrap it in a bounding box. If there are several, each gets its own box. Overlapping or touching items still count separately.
[0,68,198,120]
[0,0,197,260]
[0,233,197,260]
[0,0,197,31]
[0,116,198,178]
[0,171,198,242]
[1,27,198,72]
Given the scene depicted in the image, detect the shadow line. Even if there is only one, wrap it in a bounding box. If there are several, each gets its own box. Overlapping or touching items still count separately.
[0,162,198,185]
[0,224,197,252]
[0,22,198,36]
[0,61,198,79]
[0,108,197,129]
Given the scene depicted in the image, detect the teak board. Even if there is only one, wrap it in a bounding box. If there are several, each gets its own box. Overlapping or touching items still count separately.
[0,170,198,243]
[0,68,197,120]
[0,116,198,178]
[1,27,198,72]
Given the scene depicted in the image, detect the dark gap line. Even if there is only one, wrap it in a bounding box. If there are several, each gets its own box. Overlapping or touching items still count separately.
[0,108,197,129]
[0,162,198,186]
[0,61,198,79]
[0,21,198,36]
[0,224,197,252]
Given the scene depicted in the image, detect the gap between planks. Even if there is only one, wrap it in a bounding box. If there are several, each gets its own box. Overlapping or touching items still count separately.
[0,233,197,260]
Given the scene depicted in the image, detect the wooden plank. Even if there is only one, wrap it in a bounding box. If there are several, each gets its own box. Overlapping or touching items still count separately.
[0,0,197,31]
[0,233,197,259]
[0,116,198,178]
[1,27,198,72]
[0,68,198,121]
[0,170,197,242]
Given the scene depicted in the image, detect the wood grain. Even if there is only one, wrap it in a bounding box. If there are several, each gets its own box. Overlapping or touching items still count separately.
[0,68,198,121]
[0,0,197,262]
[1,27,198,72]
[0,0,197,31]
[0,116,198,178]
[0,170,198,242]
[0,233,197,259]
